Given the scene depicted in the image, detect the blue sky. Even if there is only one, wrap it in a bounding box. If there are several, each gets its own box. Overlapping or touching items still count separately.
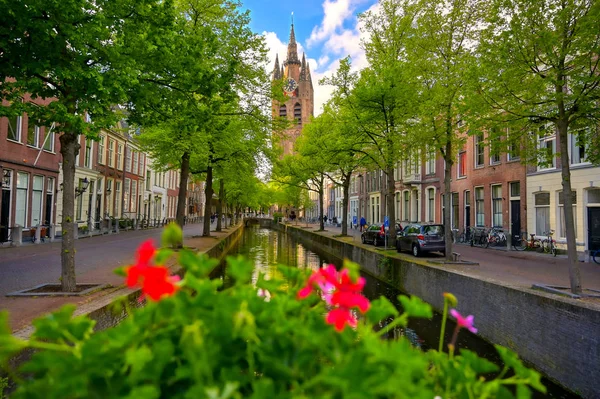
[240,0,379,115]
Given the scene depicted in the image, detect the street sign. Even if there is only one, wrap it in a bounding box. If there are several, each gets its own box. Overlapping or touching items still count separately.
[384,216,389,228]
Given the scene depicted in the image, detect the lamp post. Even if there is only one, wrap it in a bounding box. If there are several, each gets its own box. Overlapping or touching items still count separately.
[75,177,90,197]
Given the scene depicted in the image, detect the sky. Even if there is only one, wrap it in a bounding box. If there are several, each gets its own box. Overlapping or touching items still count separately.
[240,0,379,116]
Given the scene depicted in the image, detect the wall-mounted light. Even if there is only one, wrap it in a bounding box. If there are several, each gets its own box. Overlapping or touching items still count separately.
[75,178,90,197]
[2,169,11,189]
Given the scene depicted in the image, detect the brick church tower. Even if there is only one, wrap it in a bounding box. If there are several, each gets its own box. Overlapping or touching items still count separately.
[272,23,314,156]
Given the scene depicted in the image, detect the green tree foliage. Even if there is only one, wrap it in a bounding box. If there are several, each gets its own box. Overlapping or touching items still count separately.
[0,0,175,291]
[476,0,600,294]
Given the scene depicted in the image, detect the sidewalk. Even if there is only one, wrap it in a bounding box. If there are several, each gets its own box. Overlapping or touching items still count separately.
[292,222,600,299]
[0,220,236,332]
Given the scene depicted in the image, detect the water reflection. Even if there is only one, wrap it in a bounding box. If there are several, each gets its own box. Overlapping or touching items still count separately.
[218,227,576,398]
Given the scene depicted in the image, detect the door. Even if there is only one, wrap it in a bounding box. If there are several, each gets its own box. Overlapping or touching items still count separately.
[588,207,600,251]
[1,190,10,242]
[511,200,521,242]
[44,193,53,225]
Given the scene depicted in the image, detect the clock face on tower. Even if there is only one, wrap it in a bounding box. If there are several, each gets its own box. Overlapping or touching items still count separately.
[283,78,298,95]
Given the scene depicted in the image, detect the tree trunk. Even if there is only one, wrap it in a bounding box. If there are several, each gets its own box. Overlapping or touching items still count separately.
[202,165,213,237]
[386,166,397,241]
[341,174,351,236]
[443,140,453,261]
[59,132,80,292]
[174,151,190,248]
[318,175,325,231]
[216,179,223,232]
[558,118,581,294]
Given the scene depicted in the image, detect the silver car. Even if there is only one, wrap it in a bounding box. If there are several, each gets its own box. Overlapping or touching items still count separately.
[396,223,445,257]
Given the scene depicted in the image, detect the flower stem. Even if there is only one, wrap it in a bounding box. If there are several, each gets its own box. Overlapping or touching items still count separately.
[438,298,449,352]
[28,340,75,353]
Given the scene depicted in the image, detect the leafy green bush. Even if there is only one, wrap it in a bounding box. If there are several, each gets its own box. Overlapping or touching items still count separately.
[272,212,284,222]
[0,233,545,398]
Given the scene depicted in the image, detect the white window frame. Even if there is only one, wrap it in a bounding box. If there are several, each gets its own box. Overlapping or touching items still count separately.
[426,147,436,175]
[27,120,41,148]
[43,126,54,152]
[475,186,485,227]
[568,131,589,166]
[15,172,29,227]
[491,184,503,227]
[117,144,123,170]
[557,190,577,239]
[7,115,23,143]
[458,151,467,178]
[426,187,436,223]
[108,139,115,167]
[475,134,485,168]
[537,124,556,171]
[534,192,551,235]
[98,135,105,165]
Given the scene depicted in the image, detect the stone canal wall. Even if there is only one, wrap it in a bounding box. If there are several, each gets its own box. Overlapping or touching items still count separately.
[277,223,600,399]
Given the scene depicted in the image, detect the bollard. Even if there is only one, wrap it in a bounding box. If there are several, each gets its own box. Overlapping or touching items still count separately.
[73,222,79,240]
[134,218,139,230]
[12,225,22,247]
[34,224,41,244]
[49,224,56,242]
[507,232,512,251]
[115,220,120,234]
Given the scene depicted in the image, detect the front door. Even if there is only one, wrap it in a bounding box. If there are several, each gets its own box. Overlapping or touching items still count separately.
[511,200,521,242]
[44,193,53,225]
[1,190,10,242]
[588,207,600,251]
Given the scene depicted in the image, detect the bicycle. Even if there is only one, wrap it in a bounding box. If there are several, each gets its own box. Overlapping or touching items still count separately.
[591,249,600,264]
[485,227,507,248]
[512,232,528,251]
[541,230,557,257]
[517,233,543,252]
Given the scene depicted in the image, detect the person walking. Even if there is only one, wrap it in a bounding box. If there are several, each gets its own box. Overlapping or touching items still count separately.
[360,216,366,232]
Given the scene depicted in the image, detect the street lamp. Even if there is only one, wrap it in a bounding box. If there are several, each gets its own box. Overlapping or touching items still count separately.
[2,169,11,189]
[75,177,90,197]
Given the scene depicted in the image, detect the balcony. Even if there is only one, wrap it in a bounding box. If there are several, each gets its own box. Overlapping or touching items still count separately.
[403,172,421,185]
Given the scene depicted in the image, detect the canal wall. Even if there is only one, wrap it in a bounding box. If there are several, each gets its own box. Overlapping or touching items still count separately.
[277,224,600,399]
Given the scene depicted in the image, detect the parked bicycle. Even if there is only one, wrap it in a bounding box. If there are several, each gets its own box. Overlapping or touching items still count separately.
[485,227,507,248]
[591,248,600,264]
[541,229,557,257]
[470,227,488,247]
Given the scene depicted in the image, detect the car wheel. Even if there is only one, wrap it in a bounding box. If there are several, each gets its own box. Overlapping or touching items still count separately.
[412,244,420,257]
[361,235,366,244]
[396,242,402,252]
[373,237,379,247]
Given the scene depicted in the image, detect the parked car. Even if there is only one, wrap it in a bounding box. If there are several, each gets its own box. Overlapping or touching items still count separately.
[396,223,445,257]
[361,223,403,246]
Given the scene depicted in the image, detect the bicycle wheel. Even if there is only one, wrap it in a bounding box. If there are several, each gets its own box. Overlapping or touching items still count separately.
[513,237,526,251]
[485,236,491,248]
[551,244,557,257]
[593,250,600,264]
[459,232,466,243]
[541,240,551,254]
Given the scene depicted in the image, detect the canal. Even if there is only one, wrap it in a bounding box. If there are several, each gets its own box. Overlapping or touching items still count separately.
[213,226,578,398]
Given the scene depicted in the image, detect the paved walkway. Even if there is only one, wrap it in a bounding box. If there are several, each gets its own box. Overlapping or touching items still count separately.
[291,222,600,301]
[0,220,236,332]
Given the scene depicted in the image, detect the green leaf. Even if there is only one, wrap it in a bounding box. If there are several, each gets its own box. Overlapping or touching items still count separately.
[155,248,174,265]
[495,345,546,393]
[124,385,160,399]
[125,345,154,380]
[0,312,26,362]
[398,295,433,319]
[226,255,254,285]
[457,349,499,374]
[365,296,399,325]
[162,223,183,248]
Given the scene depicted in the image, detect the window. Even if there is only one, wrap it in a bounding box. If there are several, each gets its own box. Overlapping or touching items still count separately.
[294,103,301,123]
[146,172,151,191]
[458,151,467,178]
[43,126,54,151]
[403,191,409,221]
[16,172,29,227]
[510,182,520,197]
[125,149,132,172]
[426,147,436,175]
[7,116,22,142]
[475,187,484,227]
[569,132,587,165]
[98,135,105,164]
[139,154,144,176]
[427,188,435,222]
[117,144,123,170]
[85,139,92,168]
[27,119,41,147]
[124,178,131,212]
[31,176,44,227]
[395,192,400,221]
[490,146,501,164]
[535,192,550,235]
[537,124,556,170]
[115,181,121,217]
[558,191,577,239]
[133,152,138,175]
[45,177,54,225]
[475,133,485,167]
[108,139,115,167]
[131,180,137,213]
[279,105,287,117]
[451,192,459,229]
[491,184,502,227]
[507,128,520,161]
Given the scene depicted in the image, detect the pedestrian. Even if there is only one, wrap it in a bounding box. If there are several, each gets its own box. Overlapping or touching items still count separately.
[210,213,215,224]
[324,215,328,224]
[360,216,366,232]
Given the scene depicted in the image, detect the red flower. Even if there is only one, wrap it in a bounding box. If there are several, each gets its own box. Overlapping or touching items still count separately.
[125,240,180,301]
[298,264,370,332]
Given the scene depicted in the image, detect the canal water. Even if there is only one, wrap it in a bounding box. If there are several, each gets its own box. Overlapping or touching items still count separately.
[214,226,577,398]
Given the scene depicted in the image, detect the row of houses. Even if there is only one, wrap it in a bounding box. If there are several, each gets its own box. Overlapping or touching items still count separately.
[0,109,205,242]
[306,128,600,255]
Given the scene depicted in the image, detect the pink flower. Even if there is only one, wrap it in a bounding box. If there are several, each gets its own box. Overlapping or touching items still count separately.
[450,309,478,333]
[298,264,370,332]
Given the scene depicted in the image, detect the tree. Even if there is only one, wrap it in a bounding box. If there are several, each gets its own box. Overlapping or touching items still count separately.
[403,0,484,260]
[0,0,174,291]
[476,0,600,294]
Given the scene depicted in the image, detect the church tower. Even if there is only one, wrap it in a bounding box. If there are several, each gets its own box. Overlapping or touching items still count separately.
[272,22,314,156]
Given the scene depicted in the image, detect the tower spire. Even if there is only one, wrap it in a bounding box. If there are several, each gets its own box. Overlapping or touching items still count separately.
[272,54,281,80]
[300,52,307,81]
[284,19,300,66]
